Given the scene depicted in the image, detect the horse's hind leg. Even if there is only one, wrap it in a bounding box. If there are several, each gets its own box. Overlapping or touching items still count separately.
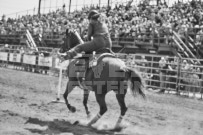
[87,93,107,126]
[63,80,77,113]
[115,90,128,128]
[83,89,91,118]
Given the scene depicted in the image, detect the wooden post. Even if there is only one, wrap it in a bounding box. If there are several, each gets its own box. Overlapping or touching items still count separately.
[107,0,110,14]
[176,57,181,95]
[57,67,63,100]
[51,66,64,103]
[201,74,203,100]
[38,0,42,17]
[69,0,72,14]
[99,0,101,9]
[150,56,154,86]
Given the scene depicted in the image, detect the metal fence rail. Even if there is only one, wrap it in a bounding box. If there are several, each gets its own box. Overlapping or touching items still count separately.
[0,46,202,99]
[125,54,203,99]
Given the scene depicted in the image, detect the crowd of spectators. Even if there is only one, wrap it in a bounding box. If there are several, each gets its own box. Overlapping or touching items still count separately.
[0,0,203,46]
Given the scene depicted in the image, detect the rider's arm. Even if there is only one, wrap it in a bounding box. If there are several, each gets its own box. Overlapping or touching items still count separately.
[87,23,93,41]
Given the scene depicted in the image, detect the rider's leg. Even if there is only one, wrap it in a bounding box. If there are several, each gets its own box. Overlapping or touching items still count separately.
[65,36,111,60]
[65,41,97,59]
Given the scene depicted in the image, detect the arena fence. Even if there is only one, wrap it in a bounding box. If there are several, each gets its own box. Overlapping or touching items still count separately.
[0,45,202,100]
[0,45,65,76]
[125,54,203,99]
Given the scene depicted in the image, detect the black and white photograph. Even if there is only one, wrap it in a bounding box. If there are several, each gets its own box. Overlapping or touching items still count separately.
[0,0,203,134]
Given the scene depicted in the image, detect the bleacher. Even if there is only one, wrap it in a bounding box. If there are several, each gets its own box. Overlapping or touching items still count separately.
[0,34,21,45]
[0,0,203,59]
[0,28,202,59]
[42,34,64,48]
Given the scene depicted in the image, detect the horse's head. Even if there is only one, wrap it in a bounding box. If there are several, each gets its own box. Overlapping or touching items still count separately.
[59,29,83,54]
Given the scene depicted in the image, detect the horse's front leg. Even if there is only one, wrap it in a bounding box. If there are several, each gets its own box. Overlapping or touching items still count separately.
[64,79,77,113]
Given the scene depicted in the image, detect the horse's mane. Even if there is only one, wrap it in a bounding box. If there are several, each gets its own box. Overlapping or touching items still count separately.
[63,29,83,51]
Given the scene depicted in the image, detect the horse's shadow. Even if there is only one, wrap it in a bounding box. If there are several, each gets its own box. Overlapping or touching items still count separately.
[25,117,115,135]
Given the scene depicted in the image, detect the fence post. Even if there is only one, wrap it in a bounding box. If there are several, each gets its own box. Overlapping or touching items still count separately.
[149,56,154,86]
[51,66,64,103]
[201,74,203,100]
[176,57,181,95]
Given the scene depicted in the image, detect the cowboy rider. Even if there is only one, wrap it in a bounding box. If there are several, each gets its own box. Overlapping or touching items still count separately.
[64,10,112,59]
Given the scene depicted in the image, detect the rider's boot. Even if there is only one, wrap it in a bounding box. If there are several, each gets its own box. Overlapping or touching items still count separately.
[64,48,79,60]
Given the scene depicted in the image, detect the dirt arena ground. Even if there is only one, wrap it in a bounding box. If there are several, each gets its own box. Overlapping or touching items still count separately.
[0,68,203,135]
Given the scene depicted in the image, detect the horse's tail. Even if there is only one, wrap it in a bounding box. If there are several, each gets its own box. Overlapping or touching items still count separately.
[126,67,146,99]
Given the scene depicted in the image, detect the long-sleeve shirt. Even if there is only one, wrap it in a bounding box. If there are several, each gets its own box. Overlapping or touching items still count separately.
[87,20,109,41]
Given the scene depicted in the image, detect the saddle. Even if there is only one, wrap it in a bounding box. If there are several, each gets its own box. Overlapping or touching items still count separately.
[75,48,115,68]
[73,48,115,89]
[89,49,115,67]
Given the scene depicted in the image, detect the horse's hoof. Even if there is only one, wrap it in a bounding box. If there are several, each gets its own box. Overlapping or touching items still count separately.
[74,120,89,126]
[86,123,92,127]
[87,112,92,119]
[114,125,122,132]
[69,106,76,113]
[73,120,79,125]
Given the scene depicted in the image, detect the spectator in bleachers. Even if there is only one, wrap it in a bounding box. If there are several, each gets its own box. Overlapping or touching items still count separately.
[139,55,148,71]
[0,26,7,34]
[180,59,197,92]
[158,56,168,93]
[167,58,177,90]
[2,44,9,52]
[19,46,25,54]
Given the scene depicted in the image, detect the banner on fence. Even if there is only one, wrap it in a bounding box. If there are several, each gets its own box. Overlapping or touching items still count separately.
[38,56,53,67]
[23,54,36,65]
[0,52,8,61]
[9,53,21,62]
